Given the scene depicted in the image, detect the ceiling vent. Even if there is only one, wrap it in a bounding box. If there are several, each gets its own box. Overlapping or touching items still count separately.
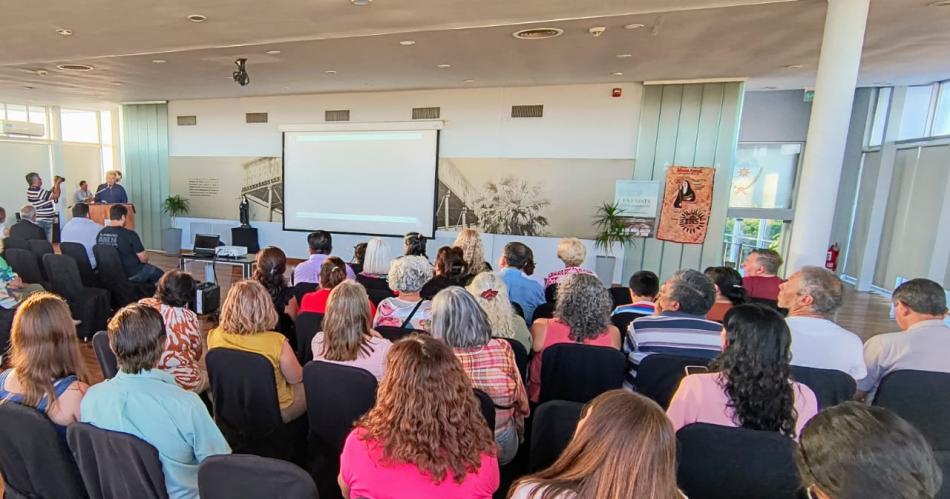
[511,105,544,118]
[56,64,94,72]
[325,110,350,122]
[512,28,564,40]
[245,112,268,124]
[176,115,197,126]
[412,107,440,120]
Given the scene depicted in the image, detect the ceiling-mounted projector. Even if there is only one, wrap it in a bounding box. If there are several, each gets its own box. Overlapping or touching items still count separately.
[232,58,250,86]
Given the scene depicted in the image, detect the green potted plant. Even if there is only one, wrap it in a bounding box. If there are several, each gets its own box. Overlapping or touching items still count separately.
[592,202,637,285]
[161,195,190,256]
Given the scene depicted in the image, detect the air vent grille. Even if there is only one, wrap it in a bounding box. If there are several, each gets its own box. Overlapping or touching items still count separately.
[176,115,197,126]
[412,107,441,120]
[325,110,350,122]
[511,105,544,118]
[245,112,268,123]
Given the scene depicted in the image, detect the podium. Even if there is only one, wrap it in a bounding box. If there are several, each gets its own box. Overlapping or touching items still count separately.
[88,203,135,229]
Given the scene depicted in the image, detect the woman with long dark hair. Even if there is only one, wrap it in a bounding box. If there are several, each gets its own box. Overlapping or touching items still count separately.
[420,246,470,299]
[704,266,747,322]
[666,303,818,438]
[252,246,297,344]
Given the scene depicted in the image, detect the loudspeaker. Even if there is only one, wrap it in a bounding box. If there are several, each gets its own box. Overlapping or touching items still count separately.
[191,282,220,315]
[231,227,259,254]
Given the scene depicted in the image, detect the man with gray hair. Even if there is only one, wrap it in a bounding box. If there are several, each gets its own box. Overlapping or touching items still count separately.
[856,278,950,402]
[8,205,47,241]
[742,248,785,301]
[778,266,866,380]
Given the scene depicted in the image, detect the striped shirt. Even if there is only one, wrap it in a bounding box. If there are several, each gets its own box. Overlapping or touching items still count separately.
[624,312,722,385]
[611,301,656,317]
[453,339,528,438]
[26,186,56,221]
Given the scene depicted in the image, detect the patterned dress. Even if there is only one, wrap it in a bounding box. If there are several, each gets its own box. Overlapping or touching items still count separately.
[139,298,205,391]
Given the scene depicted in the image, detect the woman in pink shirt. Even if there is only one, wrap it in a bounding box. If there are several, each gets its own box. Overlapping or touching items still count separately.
[339,334,498,499]
[667,304,818,439]
[310,281,391,380]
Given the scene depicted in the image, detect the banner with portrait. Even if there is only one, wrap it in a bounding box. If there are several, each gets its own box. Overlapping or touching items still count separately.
[656,166,716,244]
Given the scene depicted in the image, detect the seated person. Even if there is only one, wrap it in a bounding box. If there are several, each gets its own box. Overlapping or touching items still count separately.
[796,402,942,499]
[667,304,818,438]
[453,228,491,275]
[96,204,163,284]
[311,281,391,380]
[778,266,866,380]
[857,278,950,402]
[704,266,747,322]
[60,203,102,267]
[741,248,785,301]
[373,255,433,331]
[420,246,469,299]
[81,304,230,499]
[0,293,89,438]
[339,335,498,498]
[544,237,596,288]
[498,242,545,323]
[466,272,532,353]
[8,205,47,241]
[293,230,355,285]
[301,257,376,316]
[207,280,306,423]
[251,246,297,346]
[138,271,206,393]
[356,238,394,293]
[611,270,659,319]
[529,273,622,403]
[349,242,367,275]
[403,231,428,259]
[93,170,128,204]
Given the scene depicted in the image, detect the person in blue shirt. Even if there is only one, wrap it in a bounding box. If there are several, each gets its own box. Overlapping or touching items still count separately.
[497,242,545,324]
[81,304,230,499]
[93,170,128,204]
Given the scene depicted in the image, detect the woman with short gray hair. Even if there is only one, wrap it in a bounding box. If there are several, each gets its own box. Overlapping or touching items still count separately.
[430,286,529,465]
[372,255,434,331]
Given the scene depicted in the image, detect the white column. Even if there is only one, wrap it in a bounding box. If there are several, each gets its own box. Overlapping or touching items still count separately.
[48,105,66,222]
[786,0,870,272]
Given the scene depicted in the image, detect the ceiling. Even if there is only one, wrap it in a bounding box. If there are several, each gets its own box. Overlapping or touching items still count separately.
[0,0,948,105]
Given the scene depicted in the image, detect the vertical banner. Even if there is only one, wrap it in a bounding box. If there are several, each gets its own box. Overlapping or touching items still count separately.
[615,180,660,237]
[656,166,716,244]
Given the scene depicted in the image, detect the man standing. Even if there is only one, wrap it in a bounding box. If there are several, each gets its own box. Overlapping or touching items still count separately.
[292,230,355,284]
[742,248,785,301]
[74,180,93,204]
[8,206,47,241]
[61,203,102,268]
[96,204,162,284]
[25,172,63,240]
[497,242,545,323]
[94,170,128,204]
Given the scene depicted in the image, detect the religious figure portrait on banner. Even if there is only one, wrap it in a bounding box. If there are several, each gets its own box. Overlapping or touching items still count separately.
[656,166,716,244]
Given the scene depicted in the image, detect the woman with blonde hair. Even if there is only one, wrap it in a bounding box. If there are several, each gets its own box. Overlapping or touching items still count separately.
[544,238,596,288]
[467,272,532,352]
[0,292,90,437]
[207,280,306,422]
[509,390,681,499]
[311,281,391,380]
[453,228,491,275]
[339,334,498,498]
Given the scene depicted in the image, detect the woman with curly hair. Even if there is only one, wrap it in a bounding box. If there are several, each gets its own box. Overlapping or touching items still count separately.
[467,272,532,352]
[373,255,434,331]
[453,228,491,275]
[667,303,818,438]
[339,334,498,498]
[527,273,621,402]
[252,246,297,344]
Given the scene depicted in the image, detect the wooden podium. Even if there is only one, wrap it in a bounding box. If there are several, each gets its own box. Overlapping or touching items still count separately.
[88,203,135,229]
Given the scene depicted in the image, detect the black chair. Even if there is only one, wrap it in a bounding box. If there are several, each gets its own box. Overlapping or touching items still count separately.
[2,236,30,252]
[67,423,169,499]
[28,239,54,281]
[0,403,87,499]
[676,423,802,499]
[636,353,713,409]
[529,400,584,472]
[609,286,632,308]
[60,241,103,288]
[5,247,49,289]
[93,244,155,308]
[532,302,555,321]
[375,325,426,342]
[92,330,118,379]
[295,312,324,363]
[610,311,650,336]
[874,370,950,475]
[293,282,318,307]
[43,254,112,339]
[538,343,626,404]
[0,307,15,359]
[790,365,856,409]
[474,388,496,431]
[499,337,529,383]
[365,287,395,306]
[511,302,525,320]
[304,361,377,499]
[199,454,319,499]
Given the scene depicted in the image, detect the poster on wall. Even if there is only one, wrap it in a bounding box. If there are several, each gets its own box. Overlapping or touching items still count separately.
[656,166,716,244]
[614,180,659,238]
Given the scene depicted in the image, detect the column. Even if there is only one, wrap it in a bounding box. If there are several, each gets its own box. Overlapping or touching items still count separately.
[785,0,870,272]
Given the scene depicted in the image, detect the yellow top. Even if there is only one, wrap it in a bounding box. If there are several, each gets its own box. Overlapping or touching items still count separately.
[206,327,294,409]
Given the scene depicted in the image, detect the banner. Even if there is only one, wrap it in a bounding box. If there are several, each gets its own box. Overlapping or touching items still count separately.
[615,180,660,238]
[656,166,716,244]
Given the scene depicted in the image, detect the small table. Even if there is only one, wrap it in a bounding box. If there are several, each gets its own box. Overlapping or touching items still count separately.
[178,252,257,282]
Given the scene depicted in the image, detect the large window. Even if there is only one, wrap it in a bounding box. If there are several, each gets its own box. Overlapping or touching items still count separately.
[933,81,950,137]
[61,108,100,143]
[867,87,891,147]
[898,85,935,141]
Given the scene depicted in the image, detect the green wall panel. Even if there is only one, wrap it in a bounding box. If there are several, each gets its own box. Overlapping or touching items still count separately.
[121,104,170,249]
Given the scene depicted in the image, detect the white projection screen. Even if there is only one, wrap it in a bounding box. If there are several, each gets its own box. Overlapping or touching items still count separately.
[282,127,439,236]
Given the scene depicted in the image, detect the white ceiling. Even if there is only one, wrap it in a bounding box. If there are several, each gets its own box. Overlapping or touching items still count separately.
[0,0,948,105]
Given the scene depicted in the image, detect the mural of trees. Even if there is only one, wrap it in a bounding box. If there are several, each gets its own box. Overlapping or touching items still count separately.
[473,176,550,236]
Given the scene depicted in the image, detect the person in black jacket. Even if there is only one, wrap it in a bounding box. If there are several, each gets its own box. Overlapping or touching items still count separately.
[8,206,46,241]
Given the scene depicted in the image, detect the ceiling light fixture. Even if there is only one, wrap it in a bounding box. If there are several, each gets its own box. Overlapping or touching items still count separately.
[623,23,646,30]
[266,50,281,55]
[928,0,950,6]
[186,14,207,23]
[55,28,73,36]
[512,28,564,40]
[399,40,416,46]
[611,72,624,76]
[325,70,337,75]
[463,79,474,84]
[616,54,633,59]
[56,64,95,72]
[110,82,124,86]
[152,59,167,64]
[784,64,804,70]
[350,0,372,5]
[35,69,49,76]
[437,64,452,69]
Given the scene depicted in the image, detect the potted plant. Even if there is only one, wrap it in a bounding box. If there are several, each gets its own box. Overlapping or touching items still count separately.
[592,202,637,286]
[161,195,190,256]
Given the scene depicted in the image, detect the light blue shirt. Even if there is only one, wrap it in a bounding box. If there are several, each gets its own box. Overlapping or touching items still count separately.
[80,369,231,499]
[60,216,102,267]
[499,267,545,324]
[292,253,355,284]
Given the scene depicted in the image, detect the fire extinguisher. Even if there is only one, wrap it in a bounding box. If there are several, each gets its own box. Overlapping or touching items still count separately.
[825,243,840,272]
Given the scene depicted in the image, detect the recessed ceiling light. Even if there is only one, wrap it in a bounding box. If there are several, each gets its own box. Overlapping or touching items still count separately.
[512,28,564,40]
[110,82,124,86]
[928,0,950,6]
[55,28,73,36]
[616,54,633,59]
[399,40,416,46]
[56,64,95,72]
[437,64,452,69]
[350,0,372,5]
[463,79,474,84]
[266,50,281,55]
[35,69,49,76]
[784,64,804,70]
[186,14,207,23]
[325,70,337,75]
[23,86,35,90]
[152,59,167,64]
[611,72,624,76]
[623,23,646,30]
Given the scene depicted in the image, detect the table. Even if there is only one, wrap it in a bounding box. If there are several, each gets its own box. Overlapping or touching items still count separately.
[88,203,135,229]
[178,252,257,282]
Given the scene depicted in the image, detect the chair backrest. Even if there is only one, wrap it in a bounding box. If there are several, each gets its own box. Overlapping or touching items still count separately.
[92,330,118,379]
[532,302,555,321]
[499,337,529,383]
[676,423,802,499]
[375,325,426,342]
[5,247,45,284]
[473,388,496,433]
[874,369,950,452]
[292,282,318,307]
[205,348,284,438]
[636,354,713,409]
[93,244,151,307]
[529,400,584,472]
[67,423,169,499]
[28,238,54,259]
[609,286,633,308]
[198,454,318,499]
[43,253,86,302]
[2,236,30,251]
[511,302,525,319]
[790,365,856,410]
[610,311,649,336]
[60,241,100,287]
[539,343,626,404]
[0,402,87,499]
[304,361,377,453]
[295,312,324,363]
[366,287,395,306]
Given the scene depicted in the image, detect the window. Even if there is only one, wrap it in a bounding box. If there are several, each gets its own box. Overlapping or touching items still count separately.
[897,85,935,141]
[61,108,100,143]
[729,143,800,210]
[5,104,27,123]
[933,81,950,137]
[868,87,891,146]
[722,218,787,267]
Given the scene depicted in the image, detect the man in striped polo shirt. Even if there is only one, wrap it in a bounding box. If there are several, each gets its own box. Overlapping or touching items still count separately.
[25,172,63,240]
[624,269,722,388]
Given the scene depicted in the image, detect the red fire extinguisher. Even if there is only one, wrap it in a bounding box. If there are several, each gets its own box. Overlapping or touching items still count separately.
[825,243,840,271]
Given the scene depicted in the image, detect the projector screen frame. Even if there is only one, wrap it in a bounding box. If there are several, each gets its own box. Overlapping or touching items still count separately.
[279,121,443,239]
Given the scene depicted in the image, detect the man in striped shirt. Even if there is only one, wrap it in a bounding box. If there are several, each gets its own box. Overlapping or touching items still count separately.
[25,172,63,240]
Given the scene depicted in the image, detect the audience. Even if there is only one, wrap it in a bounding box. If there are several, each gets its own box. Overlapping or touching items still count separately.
[667,304,818,438]
[742,248,785,301]
[528,273,621,402]
[431,287,529,465]
[403,231,429,259]
[778,266,866,380]
[355,237,393,293]
[60,203,102,267]
[543,238,596,288]
[498,242,545,323]
[207,280,306,423]
[373,255,434,331]
[704,266,747,322]
[0,293,89,436]
[96,204,163,284]
[467,272,533,352]
[420,246,470,299]
[9,205,46,241]
[350,242,368,275]
[311,281,391,380]
[293,230,355,284]
[453,228,491,275]
[81,304,231,499]
[612,270,659,317]
[796,402,942,499]
[338,335,498,498]
[300,256,375,315]
[857,278,950,402]
[509,390,681,499]
[251,246,298,345]
[138,270,206,393]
